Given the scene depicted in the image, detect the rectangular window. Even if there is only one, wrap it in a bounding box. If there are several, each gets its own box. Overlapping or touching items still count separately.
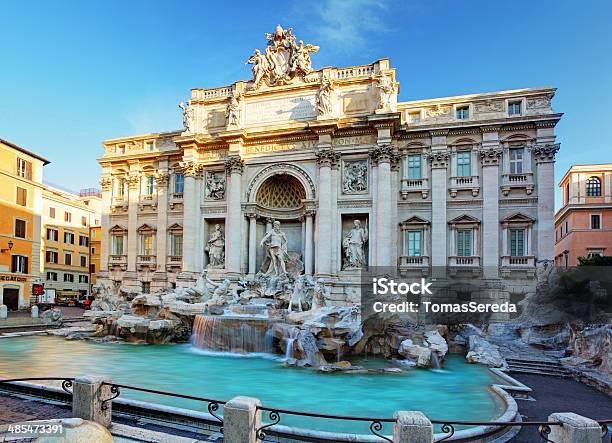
[510,229,526,256]
[11,255,28,274]
[456,230,472,257]
[508,101,522,116]
[91,247,96,254]
[140,234,154,255]
[46,271,58,281]
[92,230,97,239]
[590,214,601,230]
[408,111,421,124]
[111,235,124,255]
[81,216,87,227]
[142,282,151,294]
[406,230,422,256]
[16,158,33,180]
[46,250,58,264]
[49,207,55,218]
[145,141,154,151]
[174,173,184,194]
[47,228,58,241]
[145,175,155,195]
[587,249,604,258]
[80,255,87,267]
[90,263,96,273]
[79,275,89,283]
[456,151,471,177]
[116,179,125,198]
[16,187,27,206]
[14,219,26,239]
[64,273,74,282]
[64,253,72,266]
[64,232,74,244]
[509,148,524,174]
[456,105,469,120]
[406,155,422,179]
[79,235,89,246]
[64,211,72,223]
[171,234,183,256]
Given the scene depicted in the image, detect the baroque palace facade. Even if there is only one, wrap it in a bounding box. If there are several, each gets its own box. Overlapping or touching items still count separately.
[97,26,561,302]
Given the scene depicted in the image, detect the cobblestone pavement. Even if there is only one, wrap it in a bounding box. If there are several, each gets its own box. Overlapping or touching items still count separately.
[513,373,612,442]
[7,307,86,319]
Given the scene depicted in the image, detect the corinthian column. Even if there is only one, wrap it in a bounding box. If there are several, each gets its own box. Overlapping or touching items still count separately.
[247,212,258,275]
[154,169,169,273]
[225,156,244,278]
[480,146,502,278]
[428,150,449,275]
[315,149,339,277]
[179,161,201,274]
[533,143,560,261]
[99,175,112,276]
[126,171,141,274]
[304,210,315,275]
[371,144,396,267]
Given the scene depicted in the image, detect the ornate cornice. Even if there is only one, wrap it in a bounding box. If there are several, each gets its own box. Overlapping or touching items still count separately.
[479,148,503,166]
[530,143,560,163]
[316,149,341,168]
[480,125,502,133]
[224,155,245,174]
[429,129,449,137]
[427,151,450,169]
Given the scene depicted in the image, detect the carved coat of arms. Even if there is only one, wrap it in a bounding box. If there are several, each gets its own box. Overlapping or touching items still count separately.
[246,25,319,89]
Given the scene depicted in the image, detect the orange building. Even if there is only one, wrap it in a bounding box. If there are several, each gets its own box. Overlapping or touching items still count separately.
[555,164,612,267]
[0,138,49,310]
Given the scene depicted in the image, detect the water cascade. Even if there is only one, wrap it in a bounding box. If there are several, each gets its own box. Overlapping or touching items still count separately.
[192,315,275,354]
[285,327,300,360]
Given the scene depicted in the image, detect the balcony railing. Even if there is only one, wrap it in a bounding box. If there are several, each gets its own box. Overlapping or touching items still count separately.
[137,255,156,265]
[501,172,534,196]
[501,255,535,267]
[171,192,184,200]
[400,177,429,199]
[449,256,480,267]
[109,254,126,263]
[449,176,480,197]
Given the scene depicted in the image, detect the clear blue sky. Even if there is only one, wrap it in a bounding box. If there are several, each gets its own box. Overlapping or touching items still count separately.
[1,0,610,208]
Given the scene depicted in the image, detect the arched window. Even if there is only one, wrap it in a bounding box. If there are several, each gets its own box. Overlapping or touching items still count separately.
[586,177,601,197]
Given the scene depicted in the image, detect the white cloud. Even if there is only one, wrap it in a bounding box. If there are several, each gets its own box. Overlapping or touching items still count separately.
[310,0,392,53]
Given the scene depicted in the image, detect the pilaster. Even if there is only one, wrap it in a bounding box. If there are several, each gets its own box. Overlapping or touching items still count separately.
[154,166,169,280]
[533,143,560,261]
[315,147,339,277]
[480,127,502,278]
[225,155,245,278]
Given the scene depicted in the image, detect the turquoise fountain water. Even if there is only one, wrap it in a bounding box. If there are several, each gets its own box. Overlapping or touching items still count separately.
[0,336,504,434]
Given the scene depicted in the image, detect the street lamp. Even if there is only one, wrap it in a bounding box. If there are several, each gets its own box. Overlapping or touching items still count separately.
[1,240,14,253]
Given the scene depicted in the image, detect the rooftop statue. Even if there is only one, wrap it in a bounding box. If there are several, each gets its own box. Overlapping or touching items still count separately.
[247,25,319,89]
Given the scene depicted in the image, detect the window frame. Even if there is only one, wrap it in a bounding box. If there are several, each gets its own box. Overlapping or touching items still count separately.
[586,177,602,197]
[456,229,473,257]
[456,151,472,177]
[509,148,524,174]
[509,228,526,256]
[455,104,470,120]
[14,219,26,239]
[405,230,423,257]
[16,186,27,206]
[590,213,602,230]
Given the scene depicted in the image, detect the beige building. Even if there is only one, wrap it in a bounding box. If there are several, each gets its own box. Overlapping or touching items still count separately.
[42,186,101,300]
[97,26,561,301]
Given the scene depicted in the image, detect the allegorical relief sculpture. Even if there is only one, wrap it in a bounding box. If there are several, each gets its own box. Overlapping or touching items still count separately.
[316,76,333,117]
[342,220,369,270]
[246,25,319,89]
[205,172,226,200]
[178,101,194,133]
[342,161,368,194]
[260,220,290,277]
[226,92,242,128]
[376,73,395,111]
[206,224,225,268]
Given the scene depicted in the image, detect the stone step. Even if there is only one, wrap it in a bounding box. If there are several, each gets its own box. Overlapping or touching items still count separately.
[508,367,571,378]
[506,358,563,367]
[507,361,568,371]
[508,365,570,376]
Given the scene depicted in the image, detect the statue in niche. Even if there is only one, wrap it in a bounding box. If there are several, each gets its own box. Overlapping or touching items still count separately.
[316,76,333,116]
[206,224,225,268]
[205,172,225,200]
[178,101,194,133]
[376,74,395,111]
[342,220,369,270]
[343,161,368,193]
[260,220,290,277]
[226,92,241,128]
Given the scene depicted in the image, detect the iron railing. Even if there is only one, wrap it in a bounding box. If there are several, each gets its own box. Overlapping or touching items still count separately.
[1,378,610,443]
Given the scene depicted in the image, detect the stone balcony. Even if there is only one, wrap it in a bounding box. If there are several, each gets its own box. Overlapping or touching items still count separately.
[109,254,127,270]
[398,255,430,275]
[448,256,481,275]
[137,255,156,270]
[166,255,182,271]
[169,193,184,210]
[501,172,534,196]
[449,176,480,197]
[139,195,157,211]
[400,178,429,199]
[500,255,535,276]
[110,197,128,213]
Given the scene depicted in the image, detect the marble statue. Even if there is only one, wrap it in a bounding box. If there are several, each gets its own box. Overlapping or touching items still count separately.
[226,92,241,128]
[376,74,395,111]
[343,161,367,193]
[316,77,333,116]
[342,220,368,270]
[260,220,289,277]
[247,25,319,89]
[206,224,225,268]
[312,279,330,310]
[205,172,225,200]
[178,101,194,132]
[288,274,313,312]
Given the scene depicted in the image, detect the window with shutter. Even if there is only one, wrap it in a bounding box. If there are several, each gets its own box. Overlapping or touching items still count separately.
[14,219,26,239]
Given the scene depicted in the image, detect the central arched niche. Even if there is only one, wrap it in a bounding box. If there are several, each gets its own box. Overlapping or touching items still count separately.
[254,173,307,271]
